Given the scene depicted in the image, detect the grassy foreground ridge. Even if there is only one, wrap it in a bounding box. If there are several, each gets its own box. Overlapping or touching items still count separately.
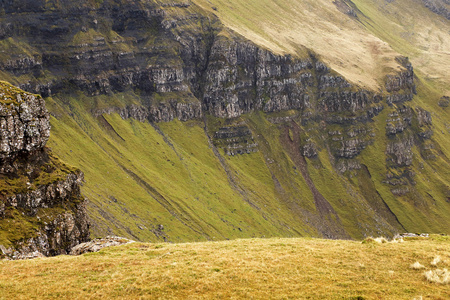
[0,236,449,299]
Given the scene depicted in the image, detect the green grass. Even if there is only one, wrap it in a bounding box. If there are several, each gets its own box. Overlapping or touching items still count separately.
[44,84,450,242]
[0,80,32,105]
[0,208,39,248]
[0,236,449,299]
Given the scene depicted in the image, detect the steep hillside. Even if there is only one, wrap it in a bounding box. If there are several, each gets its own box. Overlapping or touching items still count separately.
[0,0,448,243]
[353,0,450,92]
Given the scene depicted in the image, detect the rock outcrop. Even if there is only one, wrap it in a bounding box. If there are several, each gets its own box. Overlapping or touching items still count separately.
[383,103,436,195]
[438,96,449,107]
[0,84,50,161]
[213,125,259,156]
[0,81,89,259]
[92,99,202,123]
[70,236,134,255]
[422,0,450,20]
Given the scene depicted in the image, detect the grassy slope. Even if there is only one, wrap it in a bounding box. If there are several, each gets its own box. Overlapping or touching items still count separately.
[47,93,317,241]
[241,112,399,238]
[351,0,450,233]
[352,0,450,94]
[47,93,410,241]
[0,236,449,299]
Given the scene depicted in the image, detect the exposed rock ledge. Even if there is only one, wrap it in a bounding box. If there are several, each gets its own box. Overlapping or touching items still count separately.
[0,81,90,259]
[70,236,134,255]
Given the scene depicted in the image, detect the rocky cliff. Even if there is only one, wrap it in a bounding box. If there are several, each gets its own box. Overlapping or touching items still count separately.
[0,81,89,259]
[0,0,448,242]
[0,0,412,122]
[0,0,386,123]
[0,0,209,123]
[422,0,450,19]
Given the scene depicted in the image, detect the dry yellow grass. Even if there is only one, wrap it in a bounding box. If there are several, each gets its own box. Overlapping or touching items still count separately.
[0,236,449,299]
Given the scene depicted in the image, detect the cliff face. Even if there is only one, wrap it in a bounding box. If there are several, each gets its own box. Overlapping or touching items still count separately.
[0,0,385,123]
[0,0,209,123]
[0,81,89,259]
[0,0,448,242]
[0,89,49,161]
[0,0,409,123]
[422,0,450,19]
[202,38,378,119]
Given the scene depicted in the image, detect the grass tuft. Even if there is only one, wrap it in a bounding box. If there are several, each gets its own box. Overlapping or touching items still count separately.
[391,238,404,243]
[423,269,450,284]
[431,256,441,266]
[410,262,425,270]
[362,237,389,244]
[374,237,388,244]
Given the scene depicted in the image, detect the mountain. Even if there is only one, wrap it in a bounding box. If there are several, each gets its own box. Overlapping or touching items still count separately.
[0,0,448,250]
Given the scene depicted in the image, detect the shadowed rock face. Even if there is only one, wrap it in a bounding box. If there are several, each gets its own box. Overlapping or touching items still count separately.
[0,0,207,122]
[0,81,89,259]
